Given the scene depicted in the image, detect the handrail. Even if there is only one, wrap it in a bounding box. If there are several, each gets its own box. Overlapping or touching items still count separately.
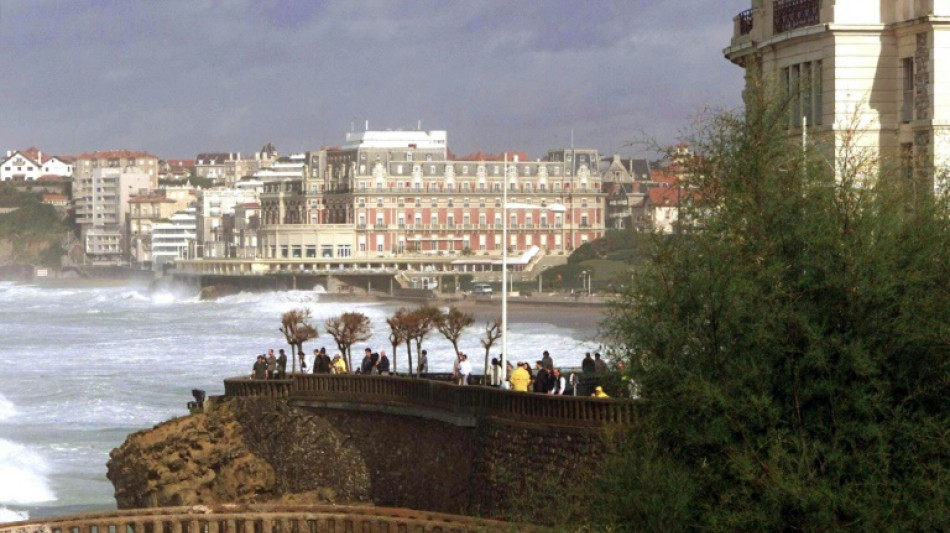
[738,8,753,35]
[774,0,819,34]
[0,504,528,533]
[222,374,637,426]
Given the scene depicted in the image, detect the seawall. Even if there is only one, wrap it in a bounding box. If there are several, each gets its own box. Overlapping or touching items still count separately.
[108,378,630,522]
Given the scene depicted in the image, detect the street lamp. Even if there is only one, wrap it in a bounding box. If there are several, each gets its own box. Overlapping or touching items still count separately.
[499,157,566,384]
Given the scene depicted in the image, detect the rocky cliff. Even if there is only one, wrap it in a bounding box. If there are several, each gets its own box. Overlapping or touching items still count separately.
[107,397,476,512]
[108,394,609,522]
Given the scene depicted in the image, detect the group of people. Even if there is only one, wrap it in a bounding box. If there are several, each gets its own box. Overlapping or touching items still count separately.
[251,348,287,380]
[251,347,346,379]
[251,345,613,398]
[460,349,611,397]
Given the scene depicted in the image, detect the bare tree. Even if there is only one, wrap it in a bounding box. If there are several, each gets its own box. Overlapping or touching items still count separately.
[480,318,502,385]
[324,311,372,371]
[279,308,318,375]
[437,306,475,357]
[389,308,415,376]
[386,313,407,374]
[408,305,440,370]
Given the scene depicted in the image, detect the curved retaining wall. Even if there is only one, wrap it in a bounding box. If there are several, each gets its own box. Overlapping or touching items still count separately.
[0,504,528,533]
[223,374,636,427]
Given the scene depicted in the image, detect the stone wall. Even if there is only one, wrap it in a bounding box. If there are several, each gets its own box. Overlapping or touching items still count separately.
[108,396,613,522]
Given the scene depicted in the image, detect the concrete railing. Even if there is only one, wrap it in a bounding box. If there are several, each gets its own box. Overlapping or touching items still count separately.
[0,504,527,533]
[223,374,636,427]
[223,378,293,399]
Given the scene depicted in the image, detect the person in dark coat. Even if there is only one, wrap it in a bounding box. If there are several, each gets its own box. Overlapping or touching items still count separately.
[533,361,550,393]
[541,350,554,371]
[360,348,374,374]
[582,352,595,374]
[277,349,288,379]
[252,355,267,380]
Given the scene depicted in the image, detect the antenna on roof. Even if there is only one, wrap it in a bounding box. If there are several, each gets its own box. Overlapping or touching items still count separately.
[417,119,422,130]
[365,120,369,131]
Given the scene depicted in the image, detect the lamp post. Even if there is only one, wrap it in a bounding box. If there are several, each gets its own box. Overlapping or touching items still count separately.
[499,162,566,384]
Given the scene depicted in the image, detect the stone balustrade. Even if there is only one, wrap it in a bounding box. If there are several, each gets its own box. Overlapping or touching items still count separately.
[223,373,636,427]
[0,504,526,533]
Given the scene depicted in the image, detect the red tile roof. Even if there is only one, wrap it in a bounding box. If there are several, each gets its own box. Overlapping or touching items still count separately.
[75,150,157,160]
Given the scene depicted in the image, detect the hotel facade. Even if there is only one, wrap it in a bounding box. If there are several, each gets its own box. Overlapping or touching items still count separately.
[247,130,604,267]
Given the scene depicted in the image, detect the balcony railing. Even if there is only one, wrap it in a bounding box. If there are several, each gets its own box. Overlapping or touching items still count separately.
[774,0,819,34]
[738,8,754,35]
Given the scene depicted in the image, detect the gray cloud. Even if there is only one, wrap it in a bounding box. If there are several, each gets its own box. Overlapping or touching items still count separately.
[0,0,748,160]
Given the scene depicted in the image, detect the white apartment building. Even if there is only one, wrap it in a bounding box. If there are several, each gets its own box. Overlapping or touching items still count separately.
[152,210,197,268]
[77,167,151,264]
[196,187,262,258]
[724,0,950,192]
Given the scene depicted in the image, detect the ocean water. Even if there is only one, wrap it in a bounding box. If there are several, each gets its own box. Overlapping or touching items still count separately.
[0,280,600,522]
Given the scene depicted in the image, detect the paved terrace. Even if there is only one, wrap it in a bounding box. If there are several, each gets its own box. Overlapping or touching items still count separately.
[0,504,531,533]
[223,374,636,428]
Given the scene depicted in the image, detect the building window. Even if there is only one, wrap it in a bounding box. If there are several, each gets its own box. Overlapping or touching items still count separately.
[784,60,823,127]
[902,57,914,123]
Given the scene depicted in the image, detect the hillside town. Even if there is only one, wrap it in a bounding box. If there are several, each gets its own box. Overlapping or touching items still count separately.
[0,131,689,285]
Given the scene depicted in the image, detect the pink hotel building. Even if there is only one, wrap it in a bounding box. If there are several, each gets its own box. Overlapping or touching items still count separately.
[251,130,604,270]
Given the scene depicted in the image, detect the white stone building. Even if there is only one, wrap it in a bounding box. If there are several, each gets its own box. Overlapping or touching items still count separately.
[724,0,950,192]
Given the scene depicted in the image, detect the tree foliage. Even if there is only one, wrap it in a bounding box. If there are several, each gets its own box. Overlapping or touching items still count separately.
[598,87,950,531]
[278,308,318,374]
[324,311,372,372]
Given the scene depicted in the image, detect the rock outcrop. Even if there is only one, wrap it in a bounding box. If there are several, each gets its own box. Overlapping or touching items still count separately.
[107,398,372,509]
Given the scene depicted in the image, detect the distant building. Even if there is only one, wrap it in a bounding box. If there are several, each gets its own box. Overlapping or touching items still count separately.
[77,167,151,265]
[196,187,262,258]
[602,155,651,230]
[256,129,603,262]
[128,187,195,267]
[151,210,197,269]
[1,148,73,181]
[195,146,276,186]
[724,0,950,192]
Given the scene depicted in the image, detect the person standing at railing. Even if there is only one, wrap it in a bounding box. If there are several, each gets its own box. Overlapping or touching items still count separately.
[541,350,554,371]
[331,354,347,374]
[277,349,287,379]
[252,355,267,380]
[488,357,503,387]
[359,348,374,374]
[458,353,472,385]
[550,368,567,395]
[378,350,391,375]
[298,351,307,374]
[510,362,531,392]
[417,349,428,375]
[314,348,332,374]
[266,349,277,379]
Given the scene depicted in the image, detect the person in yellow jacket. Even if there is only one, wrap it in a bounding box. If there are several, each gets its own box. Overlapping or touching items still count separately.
[332,354,348,374]
[591,385,609,398]
[509,363,531,392]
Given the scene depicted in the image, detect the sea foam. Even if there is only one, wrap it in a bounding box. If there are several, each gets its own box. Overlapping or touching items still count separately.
[0,506,29,523]
[0,393,15,422]
[0,438,55,504]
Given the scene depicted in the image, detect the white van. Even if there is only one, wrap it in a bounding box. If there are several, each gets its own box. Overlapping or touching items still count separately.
[472,283,493,295]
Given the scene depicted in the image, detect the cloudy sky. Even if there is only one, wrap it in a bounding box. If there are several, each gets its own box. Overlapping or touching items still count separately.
[1,0,749,160]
